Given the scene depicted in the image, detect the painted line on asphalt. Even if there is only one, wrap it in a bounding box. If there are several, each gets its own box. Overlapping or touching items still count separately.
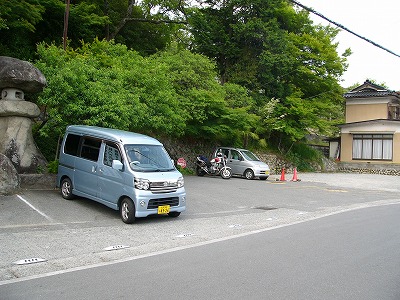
[16,194,55,223]
[185,208,248,216]
[325,189,348,193]
[0,221,92,230]
[2,200,400,286]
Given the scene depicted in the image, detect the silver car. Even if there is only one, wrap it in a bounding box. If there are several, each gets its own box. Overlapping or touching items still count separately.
[214,147,270,180]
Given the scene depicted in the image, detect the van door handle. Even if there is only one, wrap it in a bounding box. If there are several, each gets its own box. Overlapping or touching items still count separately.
[91,166,97,173]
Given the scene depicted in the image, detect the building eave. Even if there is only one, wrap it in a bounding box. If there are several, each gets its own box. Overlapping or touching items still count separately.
[338,119,400,128]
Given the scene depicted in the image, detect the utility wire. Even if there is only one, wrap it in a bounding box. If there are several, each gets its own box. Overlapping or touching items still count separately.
[290,0,400,59]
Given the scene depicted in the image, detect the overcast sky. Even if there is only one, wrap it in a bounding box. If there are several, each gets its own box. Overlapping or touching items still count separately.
[297,0,400,90]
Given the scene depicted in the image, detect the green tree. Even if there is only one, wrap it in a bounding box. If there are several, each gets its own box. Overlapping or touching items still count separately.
[0,0,46,59]
[34,39,187,140]
[155,47,259,145]
[0,0,108,61]
[189,0,348,148]
[34,39,260,158]
[0,0,44,31]
[88,0,189,55]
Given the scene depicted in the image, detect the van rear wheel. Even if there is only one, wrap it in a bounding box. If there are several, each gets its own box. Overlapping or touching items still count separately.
[61,178,74,200]
[120,198,136,224]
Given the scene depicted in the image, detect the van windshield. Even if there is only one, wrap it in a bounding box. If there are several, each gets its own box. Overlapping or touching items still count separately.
[241,150,261,161]
[125,145,175,172]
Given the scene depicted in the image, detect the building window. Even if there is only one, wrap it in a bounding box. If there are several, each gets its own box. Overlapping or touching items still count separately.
[388,105,400,120]
[352,134,393,160]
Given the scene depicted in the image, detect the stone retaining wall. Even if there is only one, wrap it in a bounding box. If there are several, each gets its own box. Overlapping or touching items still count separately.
[337,162,400,176]
[160,137,292,175]
[161,137,400,176]
[20,174,57,190]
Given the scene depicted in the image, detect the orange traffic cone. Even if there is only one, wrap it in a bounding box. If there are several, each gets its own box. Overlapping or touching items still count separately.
[291,167,299,182]
[280,167,286,181]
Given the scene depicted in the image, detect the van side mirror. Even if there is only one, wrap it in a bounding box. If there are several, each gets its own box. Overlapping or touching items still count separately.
[112,160,123,171]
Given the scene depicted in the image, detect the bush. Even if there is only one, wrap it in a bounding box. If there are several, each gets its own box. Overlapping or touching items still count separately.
[177,165,194,175]
[47,160,59,174]
[286,143,323,172]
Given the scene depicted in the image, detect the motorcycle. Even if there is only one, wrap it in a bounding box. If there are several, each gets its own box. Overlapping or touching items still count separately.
[195,152,232,179]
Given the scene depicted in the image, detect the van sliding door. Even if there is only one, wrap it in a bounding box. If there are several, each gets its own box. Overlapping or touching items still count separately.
[98,142,125,208]
[74,137,101,198]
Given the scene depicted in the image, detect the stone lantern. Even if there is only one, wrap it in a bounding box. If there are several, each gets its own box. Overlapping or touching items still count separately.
[0,56,47,176]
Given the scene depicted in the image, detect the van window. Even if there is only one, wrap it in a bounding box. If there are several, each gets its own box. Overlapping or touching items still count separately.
[231,150,240,160]
[80,137,101,161]
[218,148,229,158]
[125,144,174,172]
[104,142,122,167]
[241,150,260,161]
[64,134,80,156]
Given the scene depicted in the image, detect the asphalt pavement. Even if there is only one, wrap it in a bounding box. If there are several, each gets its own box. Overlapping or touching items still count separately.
[1,172,399,283]
[295,172,400,193]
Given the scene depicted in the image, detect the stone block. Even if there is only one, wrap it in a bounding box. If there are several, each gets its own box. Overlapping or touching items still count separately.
[0,153,20,195]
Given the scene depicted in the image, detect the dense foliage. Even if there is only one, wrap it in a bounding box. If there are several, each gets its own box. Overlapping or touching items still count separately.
[189,0,348,151]
[34,40,257,145]
[1,0,350,164]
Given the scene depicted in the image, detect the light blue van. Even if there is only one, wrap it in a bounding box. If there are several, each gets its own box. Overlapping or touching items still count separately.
[57,125,186,223]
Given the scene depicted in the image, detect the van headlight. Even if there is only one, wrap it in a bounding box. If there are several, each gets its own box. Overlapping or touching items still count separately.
[177,176,184,188]
[134,178,150,190]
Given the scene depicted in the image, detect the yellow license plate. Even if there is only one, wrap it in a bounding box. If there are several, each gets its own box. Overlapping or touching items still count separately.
[158,205,170,214]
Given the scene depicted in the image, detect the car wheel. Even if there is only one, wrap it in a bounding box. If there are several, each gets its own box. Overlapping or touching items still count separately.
[220,167,232,179]
[61,178,74,200]
[168,211,181,218]
[120,197,136,224]
[244,169,254,180]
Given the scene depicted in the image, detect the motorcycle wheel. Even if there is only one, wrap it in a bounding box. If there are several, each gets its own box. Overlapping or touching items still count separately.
[196,166,206,176]
[220,167,232,179]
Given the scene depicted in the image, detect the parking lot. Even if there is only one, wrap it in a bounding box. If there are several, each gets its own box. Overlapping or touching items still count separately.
[1,172,400,282]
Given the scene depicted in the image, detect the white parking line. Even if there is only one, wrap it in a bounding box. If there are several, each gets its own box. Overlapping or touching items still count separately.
[16,194,55,223]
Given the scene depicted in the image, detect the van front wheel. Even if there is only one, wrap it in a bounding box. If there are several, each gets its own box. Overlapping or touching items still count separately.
[61,178,74,200]
[120,198,136,224]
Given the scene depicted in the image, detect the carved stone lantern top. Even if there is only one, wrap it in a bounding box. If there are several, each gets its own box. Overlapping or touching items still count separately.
[0,56,48,177]
[0,56,47,101]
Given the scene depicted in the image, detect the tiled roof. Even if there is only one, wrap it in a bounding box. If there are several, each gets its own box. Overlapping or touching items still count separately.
[344,90,398,98]
[343,80,400,99]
